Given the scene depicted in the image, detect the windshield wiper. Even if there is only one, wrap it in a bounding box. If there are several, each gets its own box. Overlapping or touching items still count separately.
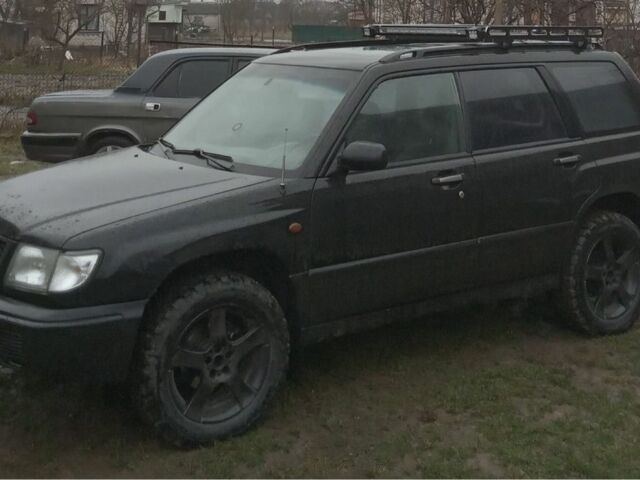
[157,138,176,159]
[181,148,234,171]
[158,137,175,150]
[158,139,234,171]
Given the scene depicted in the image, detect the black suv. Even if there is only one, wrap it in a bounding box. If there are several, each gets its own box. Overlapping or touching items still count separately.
[1,25,640,445]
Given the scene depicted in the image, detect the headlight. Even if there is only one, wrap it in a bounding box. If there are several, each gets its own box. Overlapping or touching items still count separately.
[5,244,101,293]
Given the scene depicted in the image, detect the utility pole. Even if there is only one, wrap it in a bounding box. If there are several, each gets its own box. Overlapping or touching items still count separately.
[494,0,505,24]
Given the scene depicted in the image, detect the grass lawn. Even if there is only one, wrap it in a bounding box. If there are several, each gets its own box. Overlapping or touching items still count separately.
[1,135,640,477]
[0,133,46,178]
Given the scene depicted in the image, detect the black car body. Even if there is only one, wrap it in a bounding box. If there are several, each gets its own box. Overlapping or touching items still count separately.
[3,25,640,444]
[21,47,274,162]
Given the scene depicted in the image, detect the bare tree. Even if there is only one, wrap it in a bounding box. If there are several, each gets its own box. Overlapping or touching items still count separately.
[221,0,257,43]
[23,0,106,67]
[102,0,128,57]
[0,0,24,21]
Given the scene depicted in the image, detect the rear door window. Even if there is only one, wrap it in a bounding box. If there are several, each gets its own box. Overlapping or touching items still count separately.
[460,68,567,151]
[154,59,230,98]
[179,60,230,97]
[548,62,640,135]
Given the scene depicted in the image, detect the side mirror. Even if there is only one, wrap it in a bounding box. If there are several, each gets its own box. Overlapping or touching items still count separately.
[338,141,388,172]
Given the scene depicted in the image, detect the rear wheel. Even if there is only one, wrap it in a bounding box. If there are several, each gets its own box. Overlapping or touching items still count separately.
[132,271,289,446]
[88,135,134,155]
[562,210,640,334]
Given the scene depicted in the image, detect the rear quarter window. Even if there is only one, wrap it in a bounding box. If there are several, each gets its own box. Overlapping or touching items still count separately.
[549,62,640,135]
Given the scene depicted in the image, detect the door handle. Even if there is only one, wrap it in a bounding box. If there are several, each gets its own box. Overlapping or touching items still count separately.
[553,154,581,167]
[431,173,464,186]
[145,102,161,112]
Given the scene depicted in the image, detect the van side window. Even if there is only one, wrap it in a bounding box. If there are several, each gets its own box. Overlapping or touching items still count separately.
[345,73,464,164]
[549,62,640,135]
[460,68,567,151]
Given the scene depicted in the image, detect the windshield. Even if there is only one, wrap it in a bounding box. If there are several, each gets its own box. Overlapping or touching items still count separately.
[164,63,358,171]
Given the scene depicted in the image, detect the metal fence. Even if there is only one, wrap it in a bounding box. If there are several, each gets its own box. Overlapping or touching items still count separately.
[2,31,640,132]
[0,40,292,131]
[0,47,135,131]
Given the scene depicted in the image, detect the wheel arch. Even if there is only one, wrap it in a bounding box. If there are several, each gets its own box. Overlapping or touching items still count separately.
[82,126,142,154]
[579,192,640,228]
[145,248,300,340]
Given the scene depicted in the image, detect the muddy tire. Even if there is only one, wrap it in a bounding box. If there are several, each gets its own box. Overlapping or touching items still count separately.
[131,271,289,446]
[561,210,640,335]
[88,135,134,155]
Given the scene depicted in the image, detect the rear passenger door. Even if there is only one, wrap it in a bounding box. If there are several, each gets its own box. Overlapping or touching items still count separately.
[140,58,232,142]
[459,67,589,283]
[547,61,640,205]
[308,72,480,323]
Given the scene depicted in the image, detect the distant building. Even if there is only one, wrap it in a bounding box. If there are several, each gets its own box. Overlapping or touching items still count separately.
[0,20,29,55]
[67,0,148,48]
[147,3,185,42]
[182,3,221,34]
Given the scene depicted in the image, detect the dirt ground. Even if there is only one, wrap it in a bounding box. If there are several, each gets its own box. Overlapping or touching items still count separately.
[2,299,640,478]
[1,136,640,477]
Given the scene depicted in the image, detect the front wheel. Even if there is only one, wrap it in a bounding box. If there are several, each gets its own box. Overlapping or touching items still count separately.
[132,271,290,445]
[562,210,640,335]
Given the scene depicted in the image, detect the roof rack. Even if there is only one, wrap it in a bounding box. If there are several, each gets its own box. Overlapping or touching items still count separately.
[363,24,604,48]
[273,38,406,54]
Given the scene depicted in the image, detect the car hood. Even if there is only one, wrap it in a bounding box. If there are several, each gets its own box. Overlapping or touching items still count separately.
[40,89,114,99]
[0,148,271,246]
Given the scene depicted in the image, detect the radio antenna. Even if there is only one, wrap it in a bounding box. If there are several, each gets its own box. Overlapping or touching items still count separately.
[280,128,288,195]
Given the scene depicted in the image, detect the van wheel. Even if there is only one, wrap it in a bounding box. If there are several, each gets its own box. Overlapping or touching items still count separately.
[562,210,640,335]
[89,135,134,155]
[132,271,289,446]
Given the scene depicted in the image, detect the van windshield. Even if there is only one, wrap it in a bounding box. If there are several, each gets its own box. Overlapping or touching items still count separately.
[164,63,358,171]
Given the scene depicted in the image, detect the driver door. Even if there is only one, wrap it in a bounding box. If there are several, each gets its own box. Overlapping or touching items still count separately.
[307,72,480,324]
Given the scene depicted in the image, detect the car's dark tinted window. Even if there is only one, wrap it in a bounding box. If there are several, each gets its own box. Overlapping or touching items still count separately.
[154,60,230,98]
[460,68,567,150]
[346,73,464,163]
[234,59,253,72]
[154,65,180,97]
[179,60,229,97]
[549,62,640,134]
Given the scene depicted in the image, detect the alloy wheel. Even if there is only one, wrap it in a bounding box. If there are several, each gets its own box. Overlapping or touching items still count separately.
[584,230,640,321]
[167,305,271,424]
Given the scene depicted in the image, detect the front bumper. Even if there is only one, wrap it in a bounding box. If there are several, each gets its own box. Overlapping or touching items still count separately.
[21,131,82,163]
[0,296,146,382]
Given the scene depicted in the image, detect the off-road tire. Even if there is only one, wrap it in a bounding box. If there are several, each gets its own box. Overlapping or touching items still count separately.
[88,135,134,155]
[131,271,289,446]
[561,210,640,335]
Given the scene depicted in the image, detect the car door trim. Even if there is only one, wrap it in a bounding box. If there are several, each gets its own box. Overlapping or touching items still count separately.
[308,237,477,276]
[476,221,574,245]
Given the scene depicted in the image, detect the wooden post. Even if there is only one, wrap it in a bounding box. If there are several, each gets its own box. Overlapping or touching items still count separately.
[100,30,105,63]
[494,0,505,24]
[442,0,452,23]
[136,4,143,66]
